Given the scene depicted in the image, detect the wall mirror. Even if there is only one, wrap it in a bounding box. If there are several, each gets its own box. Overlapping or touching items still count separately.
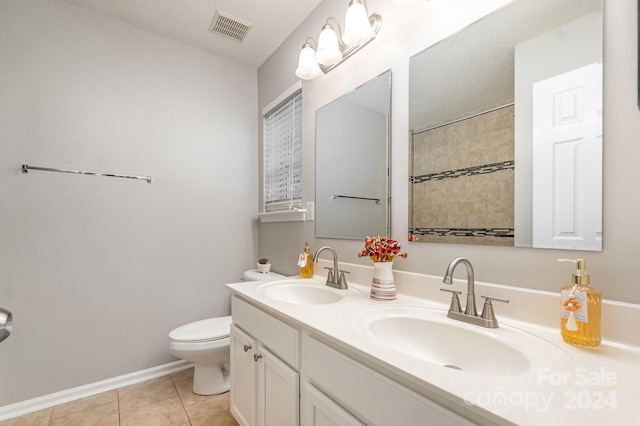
[409,0,603,251]
[316,70,391,239]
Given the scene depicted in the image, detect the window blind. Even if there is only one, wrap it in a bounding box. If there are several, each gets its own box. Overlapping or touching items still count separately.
[263,88,303,212]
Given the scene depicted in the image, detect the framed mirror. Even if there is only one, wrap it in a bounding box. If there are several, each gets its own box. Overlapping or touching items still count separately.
[316,70,391,239]
[409,0,603,251]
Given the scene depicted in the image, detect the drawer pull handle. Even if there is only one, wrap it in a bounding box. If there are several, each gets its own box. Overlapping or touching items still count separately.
[243,344,252,352]
[253,353,262,362]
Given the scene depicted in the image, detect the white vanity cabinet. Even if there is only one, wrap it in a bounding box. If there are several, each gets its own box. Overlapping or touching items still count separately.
[230,296,300,426]
[230,294,473,426]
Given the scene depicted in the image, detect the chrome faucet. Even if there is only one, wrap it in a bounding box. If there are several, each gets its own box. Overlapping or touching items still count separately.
[441,257,508,328]
[313,246,349,290]
[443,257,477,316]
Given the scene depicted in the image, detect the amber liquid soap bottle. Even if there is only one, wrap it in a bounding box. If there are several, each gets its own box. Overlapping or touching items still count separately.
[299,241,314,278]
[558,259,601,347]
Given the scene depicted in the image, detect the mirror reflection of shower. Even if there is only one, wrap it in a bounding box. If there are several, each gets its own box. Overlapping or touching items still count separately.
[0,307,13,343]
[408,0,603,251]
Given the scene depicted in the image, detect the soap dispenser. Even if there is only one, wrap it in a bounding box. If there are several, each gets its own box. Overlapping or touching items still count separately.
[558,259,601,347]
[298,242,314,278]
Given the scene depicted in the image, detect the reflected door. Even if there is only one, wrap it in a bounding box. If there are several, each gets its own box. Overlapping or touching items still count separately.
[532,63,602,250]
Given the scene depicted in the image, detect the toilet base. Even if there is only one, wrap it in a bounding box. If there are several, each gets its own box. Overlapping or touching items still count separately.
[192,362,230,395]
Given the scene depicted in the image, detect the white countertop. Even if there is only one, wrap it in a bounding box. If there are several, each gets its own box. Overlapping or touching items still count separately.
[227,260,640,426]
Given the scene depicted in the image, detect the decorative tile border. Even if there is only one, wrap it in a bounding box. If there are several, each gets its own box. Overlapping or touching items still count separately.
[409,227,514,238]
[410,160,514,184]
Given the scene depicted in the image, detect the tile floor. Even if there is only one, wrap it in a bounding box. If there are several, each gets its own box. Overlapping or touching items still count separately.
[0,368,239,426]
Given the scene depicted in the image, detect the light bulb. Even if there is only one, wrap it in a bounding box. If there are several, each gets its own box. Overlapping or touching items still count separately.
[343,0,374,46]
[315,24,342,66]
[295,43,322,80]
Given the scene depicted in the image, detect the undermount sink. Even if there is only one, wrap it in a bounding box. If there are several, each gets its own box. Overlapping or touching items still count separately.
[354,306,572,376]
[256,279,358,305]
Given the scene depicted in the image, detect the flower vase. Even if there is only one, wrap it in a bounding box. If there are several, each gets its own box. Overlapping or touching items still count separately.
[370,261,396,301]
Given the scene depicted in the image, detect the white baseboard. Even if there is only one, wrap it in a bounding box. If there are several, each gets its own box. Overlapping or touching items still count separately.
[0,360,193,421]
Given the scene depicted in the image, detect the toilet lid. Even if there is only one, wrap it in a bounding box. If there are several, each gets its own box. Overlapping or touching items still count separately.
[243,269,285,282]
[169,316,231,343]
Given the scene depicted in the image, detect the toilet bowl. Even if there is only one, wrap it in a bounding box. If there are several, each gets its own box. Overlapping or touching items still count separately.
[169,269,284,395]
[169,317,231,395]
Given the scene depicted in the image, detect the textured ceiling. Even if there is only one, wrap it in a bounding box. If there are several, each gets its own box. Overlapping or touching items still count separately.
[409,0,603,131]
[64,0,322,68]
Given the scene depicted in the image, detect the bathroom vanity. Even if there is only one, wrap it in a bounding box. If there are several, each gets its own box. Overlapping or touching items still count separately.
[227,260,640,425]
[229,294,467,426]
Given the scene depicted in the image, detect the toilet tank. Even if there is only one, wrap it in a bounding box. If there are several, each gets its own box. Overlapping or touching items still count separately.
[242,269,285,282]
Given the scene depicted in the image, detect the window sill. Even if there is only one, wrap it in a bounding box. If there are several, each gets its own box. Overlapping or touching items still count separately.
[258,209,307,223]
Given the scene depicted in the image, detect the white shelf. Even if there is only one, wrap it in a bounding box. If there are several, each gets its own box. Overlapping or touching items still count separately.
[258,209,307,223]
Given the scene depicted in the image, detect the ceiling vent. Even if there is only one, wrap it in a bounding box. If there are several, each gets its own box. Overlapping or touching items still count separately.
[208,10,252,42]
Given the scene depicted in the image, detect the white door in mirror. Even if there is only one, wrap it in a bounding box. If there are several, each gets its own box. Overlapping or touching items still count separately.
[532,63,602,251]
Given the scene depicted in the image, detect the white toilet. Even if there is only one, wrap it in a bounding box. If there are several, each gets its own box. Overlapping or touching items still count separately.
[169,269,284,395]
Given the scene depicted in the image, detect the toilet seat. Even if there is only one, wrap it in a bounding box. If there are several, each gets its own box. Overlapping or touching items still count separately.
[169,316,231,343]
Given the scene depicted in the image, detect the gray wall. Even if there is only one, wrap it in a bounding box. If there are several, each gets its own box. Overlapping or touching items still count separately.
[0,0,258,406]
[257,0,640,304]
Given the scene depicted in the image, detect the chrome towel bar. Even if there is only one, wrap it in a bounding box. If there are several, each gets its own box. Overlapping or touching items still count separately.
[331,194,380,203]
[21,164,152,184]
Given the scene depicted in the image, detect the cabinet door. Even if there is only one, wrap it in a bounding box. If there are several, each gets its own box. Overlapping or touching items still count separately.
[230,324,257,426]
[304,383,364,426]
[257,345,299,426]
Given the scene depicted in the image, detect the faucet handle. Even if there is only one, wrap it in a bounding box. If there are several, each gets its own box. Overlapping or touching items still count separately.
[338,270,350,288]
[440,288,462,313]
[480,295,509,321]
[481,295,509,304]
[324,267,334,283]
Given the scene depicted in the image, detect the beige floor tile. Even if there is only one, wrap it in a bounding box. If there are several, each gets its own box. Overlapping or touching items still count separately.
[174,378,215,407]
[51,390,117,419]
[118,375,178,412]
[185,391,237,426]
[120,395,189,426]
[49,401,118,426]
[171,367,194,384]
[5,372,239,426]
[0,408,52,426]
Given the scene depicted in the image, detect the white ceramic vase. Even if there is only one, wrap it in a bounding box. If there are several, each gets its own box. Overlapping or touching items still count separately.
[370,261,396,300]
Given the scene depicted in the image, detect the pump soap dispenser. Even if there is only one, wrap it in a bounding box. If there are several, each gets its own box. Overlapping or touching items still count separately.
[299,242,314,278]
[558,259,601,347]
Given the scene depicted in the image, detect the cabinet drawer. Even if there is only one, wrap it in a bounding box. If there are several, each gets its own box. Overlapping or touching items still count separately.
[232,296,300,369]
[305,336,472,426]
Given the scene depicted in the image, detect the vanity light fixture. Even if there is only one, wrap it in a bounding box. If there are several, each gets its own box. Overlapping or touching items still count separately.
[295,0,382,80]
[343,0,375,45]
[295,38,323,80]
[316,20,343,66]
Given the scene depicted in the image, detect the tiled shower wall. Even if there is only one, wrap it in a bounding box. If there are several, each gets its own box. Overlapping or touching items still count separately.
[410,105,514,246]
